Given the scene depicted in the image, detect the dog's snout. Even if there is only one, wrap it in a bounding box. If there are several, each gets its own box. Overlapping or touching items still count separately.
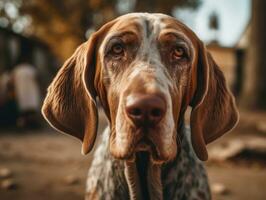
[125,94,166,126]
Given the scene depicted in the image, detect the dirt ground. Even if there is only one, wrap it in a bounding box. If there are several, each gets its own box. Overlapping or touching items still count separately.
[0,110,266,200]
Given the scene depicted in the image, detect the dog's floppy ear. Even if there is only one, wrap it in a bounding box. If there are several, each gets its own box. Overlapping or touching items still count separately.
[41,20,116,155]
[190,41,239,161]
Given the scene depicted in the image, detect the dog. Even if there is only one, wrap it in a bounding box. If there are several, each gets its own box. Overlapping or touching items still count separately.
[42,13,239,200]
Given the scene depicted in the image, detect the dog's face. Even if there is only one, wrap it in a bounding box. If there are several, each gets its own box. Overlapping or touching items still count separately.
[42,13,238,163]
[98,13,196,163]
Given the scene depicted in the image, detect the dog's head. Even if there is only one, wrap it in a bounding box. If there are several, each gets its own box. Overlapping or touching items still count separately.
[42,13,238,163]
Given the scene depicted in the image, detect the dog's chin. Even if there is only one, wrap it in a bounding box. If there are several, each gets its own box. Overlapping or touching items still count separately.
[110,126,177,163]
[111,145,175,164]
[134,139,165,164]
[111,139,174,164]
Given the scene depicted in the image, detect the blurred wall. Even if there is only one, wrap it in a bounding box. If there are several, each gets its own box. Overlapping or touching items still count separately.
[207,44,238,91]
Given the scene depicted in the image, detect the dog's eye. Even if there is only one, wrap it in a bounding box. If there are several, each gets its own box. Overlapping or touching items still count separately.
[172,47,185,60]
[111,44,124,55]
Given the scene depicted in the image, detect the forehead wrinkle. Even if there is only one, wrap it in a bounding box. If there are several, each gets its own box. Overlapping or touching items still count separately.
[144,19,152,38]
[159,29,191,43]
[110,17,142,34]
[162,19,199,44]
[105,31,140,44]
[137,16,163,63]
[102,18,143,46]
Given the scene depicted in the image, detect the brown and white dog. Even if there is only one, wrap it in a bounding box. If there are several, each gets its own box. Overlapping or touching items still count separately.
[42,13,239,200]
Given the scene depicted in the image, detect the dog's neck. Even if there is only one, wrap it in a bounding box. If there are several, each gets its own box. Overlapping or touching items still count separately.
[124,120,185,200]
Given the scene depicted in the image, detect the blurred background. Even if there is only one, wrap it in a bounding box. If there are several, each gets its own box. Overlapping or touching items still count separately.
[0,0,265,199]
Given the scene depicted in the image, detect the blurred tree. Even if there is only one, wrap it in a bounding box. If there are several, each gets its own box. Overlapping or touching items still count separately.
[20,0,118,61]
[134,0,200,14]
[0,0,201,62]
[240,0,266,109]
[0,0,31,33]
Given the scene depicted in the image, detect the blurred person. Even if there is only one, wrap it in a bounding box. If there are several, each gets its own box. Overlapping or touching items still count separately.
[0,69,9,105]
[12,55,41,129]
[0,68,19,126]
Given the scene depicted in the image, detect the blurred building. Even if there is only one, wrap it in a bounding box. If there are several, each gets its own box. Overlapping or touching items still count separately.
[0,27,58,127]
[207,22,249,97]
[0,27,58,96]
[207,43,237,88]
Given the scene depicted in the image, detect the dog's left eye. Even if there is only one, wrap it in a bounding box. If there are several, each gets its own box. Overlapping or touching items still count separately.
[111,44,124,56]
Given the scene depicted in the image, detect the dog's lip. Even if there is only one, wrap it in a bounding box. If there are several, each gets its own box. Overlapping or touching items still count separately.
[134,138,164,162]
[117,128,170,164]
[135,138,152,151]
[124,143,168,164]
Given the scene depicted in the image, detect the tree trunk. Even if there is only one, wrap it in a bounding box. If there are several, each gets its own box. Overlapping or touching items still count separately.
[240,0,266,109]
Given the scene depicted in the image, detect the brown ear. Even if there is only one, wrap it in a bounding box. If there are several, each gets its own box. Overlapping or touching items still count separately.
[42,33,99,155]
[190,41,239,161]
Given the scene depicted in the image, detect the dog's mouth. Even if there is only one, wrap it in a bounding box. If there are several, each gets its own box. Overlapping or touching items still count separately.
[111,117,177,163]
[135,138,161,161]
[124,135,165,164]
[115,122,175,164]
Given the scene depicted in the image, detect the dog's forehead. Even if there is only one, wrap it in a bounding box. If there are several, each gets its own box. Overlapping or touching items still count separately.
[107,13,188,38]
[114,13,167,28]
[98,13,198,64]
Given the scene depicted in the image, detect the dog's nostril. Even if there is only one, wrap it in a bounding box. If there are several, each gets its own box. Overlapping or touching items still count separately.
[125,94,166,125]
[150,108,162,117]
[129,108,142,117]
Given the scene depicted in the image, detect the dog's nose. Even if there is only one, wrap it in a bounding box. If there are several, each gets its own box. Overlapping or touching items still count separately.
[125,94,166,126]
